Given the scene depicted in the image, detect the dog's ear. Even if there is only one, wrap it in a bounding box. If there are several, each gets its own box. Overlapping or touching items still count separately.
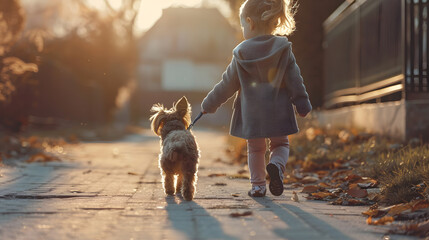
[175,96,190,118]
[150,104,166,136]
[175,96,191,127]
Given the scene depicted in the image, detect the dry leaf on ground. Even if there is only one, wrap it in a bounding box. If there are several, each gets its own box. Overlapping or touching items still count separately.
[347,187,368,198]
[362,209,384,218]
[310,192,335,200]
[230,211,253,218]
[410,199,429,212]
[301,176,319,184]
[387,204,412,216]
[366,216,394,225]
[389,220,429,237]
[301,185,320,193]
[213,183,227,186]
[26,153,59,163]
[208,173,227,177]
[228,174,249,180]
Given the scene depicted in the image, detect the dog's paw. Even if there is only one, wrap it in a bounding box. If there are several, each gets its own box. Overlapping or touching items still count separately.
[165,189,175,196]
[182,189,194,201]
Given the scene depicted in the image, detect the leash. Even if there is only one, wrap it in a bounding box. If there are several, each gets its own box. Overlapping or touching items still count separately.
[187,112,204,130]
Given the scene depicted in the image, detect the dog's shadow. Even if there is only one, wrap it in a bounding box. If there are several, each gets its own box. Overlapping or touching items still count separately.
[165,196,238,240]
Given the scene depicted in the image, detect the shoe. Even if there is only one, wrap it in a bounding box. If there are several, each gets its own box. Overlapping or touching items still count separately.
[248,185,266,197]
[266,163,284,196]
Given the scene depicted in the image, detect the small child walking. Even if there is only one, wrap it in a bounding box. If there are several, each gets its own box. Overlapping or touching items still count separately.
[201,0,312,197]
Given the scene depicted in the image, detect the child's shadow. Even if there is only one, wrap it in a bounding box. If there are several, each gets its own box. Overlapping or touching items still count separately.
[165,196,238,240]
[252,197,353,240]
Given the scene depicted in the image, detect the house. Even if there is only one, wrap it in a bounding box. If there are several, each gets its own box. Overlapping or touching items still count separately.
[317,0,429,141]
[135,7,239,125]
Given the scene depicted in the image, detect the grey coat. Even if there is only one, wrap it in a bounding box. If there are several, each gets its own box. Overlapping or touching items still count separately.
[202,35,312,139]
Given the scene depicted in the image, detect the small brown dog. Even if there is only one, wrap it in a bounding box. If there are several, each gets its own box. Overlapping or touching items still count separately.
[150,96,200,201]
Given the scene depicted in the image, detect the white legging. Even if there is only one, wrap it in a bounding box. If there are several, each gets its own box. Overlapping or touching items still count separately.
[247,136,290,186]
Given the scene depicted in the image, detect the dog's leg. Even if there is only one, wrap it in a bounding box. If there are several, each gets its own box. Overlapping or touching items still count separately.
[162,170,175,196]
[176,174,183,194]
[181,160,197,201]
[182,171,196,201]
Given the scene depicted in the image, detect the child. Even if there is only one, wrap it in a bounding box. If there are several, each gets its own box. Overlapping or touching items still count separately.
[201,0,312,197]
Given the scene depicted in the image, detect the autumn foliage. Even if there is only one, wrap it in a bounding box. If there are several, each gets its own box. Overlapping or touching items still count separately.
[0,0,140,132]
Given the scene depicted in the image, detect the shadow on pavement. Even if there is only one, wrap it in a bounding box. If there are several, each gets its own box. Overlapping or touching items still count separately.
[252,197,353,240]
[165,196,238,240]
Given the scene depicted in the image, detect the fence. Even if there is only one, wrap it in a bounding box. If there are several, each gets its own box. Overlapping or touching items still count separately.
[405,0,429,99]
[323,0,429,109]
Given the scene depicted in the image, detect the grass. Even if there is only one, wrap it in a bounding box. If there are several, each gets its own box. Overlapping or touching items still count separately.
[360,146,429,205]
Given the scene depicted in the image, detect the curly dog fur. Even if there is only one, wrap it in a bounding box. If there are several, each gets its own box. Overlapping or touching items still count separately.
[150,96,200,201]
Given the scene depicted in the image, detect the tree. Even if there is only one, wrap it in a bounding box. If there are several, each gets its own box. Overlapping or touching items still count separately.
[0,0,38,102]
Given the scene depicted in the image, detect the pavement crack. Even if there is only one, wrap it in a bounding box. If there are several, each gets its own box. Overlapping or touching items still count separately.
[80,207,125,211]
[0,194,99,199]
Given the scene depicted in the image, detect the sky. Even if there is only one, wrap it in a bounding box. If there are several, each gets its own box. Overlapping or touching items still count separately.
[87,0,231,34]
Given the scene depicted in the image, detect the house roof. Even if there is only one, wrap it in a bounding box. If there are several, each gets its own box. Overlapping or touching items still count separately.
[139,7,239,62]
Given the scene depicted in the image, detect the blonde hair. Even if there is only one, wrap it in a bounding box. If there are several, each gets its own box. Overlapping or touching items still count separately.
[239,0,297,36]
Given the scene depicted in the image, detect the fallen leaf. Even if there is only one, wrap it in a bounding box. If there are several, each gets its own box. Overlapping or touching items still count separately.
[26,153,59,163]
[208,173,227,177]
[228,174,250,180]
[128,172,138,176]
[301,185,319,193]
[332,169,353,178]
[213,183,227,186]
[318,182,332,188]
[410,199,429,212]
[366,188,381,200]
[387,204,412,216]
[231,193,240,197]
[366,216,394,225]
[347,187,368,198]
[291,191,300,202]
[328,188,343,194]
[332,198,369,206]
[310,192,335,200]
[362,209,384,218]
[345,174,363,183]
[230,211,253,218]
[316,170,330,178]
[389,220,429,237]
[291,183,303,188]
[237,169,247,174]
[292,170,304,180]
[357,180,378,189]
[301,176,319,184]
[83,170,92,174]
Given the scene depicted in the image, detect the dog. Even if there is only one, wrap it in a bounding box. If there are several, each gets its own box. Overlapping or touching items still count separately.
[150,96,200,201]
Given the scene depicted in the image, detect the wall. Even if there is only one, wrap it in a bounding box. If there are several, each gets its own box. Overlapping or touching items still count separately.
[314,99,429,141]
[314,101,406,140]
[161,59,224,91]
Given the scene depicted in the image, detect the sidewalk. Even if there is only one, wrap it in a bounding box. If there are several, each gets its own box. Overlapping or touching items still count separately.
[0,129,416,240]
